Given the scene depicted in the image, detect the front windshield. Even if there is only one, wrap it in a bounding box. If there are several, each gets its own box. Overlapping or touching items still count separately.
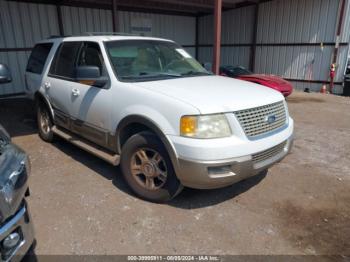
[226,66,252,77]
[105,40,211,82]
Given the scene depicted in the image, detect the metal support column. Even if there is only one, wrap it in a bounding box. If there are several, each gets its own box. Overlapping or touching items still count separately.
[112,0,119,32]
[195,16,199,60]
[249,2,259,72]
[212,0,222,75]
[330,0,346,93]
[56,3,64,36]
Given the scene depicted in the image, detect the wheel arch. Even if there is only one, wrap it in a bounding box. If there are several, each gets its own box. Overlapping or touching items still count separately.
[34,91,54,120]
[116,115,179,170]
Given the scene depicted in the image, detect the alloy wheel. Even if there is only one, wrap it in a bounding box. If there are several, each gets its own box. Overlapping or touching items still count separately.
[130,148,168,190]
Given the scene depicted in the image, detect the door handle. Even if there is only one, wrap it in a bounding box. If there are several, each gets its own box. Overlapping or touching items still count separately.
[72,88,80,97]
[44,82,51,89]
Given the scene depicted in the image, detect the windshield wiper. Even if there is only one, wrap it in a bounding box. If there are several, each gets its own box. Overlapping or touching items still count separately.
[139,72,182,77]
[121,72,182,81]
[181,71,212,76]
[120,71,210,81]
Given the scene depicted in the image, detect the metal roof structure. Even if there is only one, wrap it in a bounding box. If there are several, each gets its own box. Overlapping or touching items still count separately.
[9,0,260,15]
[2,0,348,96]
[9,0,261,74]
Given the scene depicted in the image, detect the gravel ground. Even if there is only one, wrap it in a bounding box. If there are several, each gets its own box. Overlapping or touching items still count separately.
[0,91,349,257]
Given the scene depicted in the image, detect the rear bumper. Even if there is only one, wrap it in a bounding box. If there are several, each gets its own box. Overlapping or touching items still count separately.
[0,203,34,262]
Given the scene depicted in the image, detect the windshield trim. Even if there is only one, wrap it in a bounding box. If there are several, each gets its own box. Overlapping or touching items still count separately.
[224,66,253,77]
[119,74,213,83]
[103,39,210,83]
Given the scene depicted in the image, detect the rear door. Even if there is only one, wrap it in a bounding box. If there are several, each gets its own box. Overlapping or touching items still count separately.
[43,41,82,130]
[25,43,53,97]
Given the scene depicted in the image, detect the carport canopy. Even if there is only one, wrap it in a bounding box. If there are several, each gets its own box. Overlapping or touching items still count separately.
[11,0,258,74]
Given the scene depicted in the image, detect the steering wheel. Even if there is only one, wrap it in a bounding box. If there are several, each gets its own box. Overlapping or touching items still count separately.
[164,60,185,71]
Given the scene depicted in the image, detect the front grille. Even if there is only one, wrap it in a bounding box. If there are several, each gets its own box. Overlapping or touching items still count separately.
[252,141,287,164]
[234,101,287,138]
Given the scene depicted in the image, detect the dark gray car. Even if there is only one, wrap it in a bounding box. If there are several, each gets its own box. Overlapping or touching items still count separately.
[0,64,35,261]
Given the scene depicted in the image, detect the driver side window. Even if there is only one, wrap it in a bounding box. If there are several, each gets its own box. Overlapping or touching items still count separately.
[77,42,107,77]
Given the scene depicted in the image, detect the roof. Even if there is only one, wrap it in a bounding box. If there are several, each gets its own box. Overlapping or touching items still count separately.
[39,34,174,43]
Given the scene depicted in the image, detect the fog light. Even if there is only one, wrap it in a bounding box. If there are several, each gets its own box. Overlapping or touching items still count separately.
[2,232,20,249]
[208,165,233,175]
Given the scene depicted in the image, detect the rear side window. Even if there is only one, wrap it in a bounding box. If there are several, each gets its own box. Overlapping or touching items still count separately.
[26,43,53,74]
[49,42,81,79]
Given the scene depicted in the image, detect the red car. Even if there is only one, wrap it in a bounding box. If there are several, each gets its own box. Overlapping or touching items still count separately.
[220,66,293,97]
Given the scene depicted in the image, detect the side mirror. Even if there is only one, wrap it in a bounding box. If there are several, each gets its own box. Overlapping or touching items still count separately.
[0,64,12,84]
[75,66,108,88]
[203,62,213,73]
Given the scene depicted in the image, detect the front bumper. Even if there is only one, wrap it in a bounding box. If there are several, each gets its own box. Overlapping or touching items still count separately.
[176,136,293,189]
[0,203,34,262]
[168,118,294,189]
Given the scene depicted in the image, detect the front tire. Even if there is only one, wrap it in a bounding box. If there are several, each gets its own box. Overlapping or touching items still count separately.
[37,103,54,142]
[120,132,183,202]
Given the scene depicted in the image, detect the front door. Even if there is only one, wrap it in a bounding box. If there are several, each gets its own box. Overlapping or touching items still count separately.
[68,42,112,148]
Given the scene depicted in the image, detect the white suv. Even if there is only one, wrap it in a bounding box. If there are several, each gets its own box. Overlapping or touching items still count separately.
[25,35,294,202]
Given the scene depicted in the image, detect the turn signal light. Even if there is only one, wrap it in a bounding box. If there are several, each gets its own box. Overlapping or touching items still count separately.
[180,116,197,137]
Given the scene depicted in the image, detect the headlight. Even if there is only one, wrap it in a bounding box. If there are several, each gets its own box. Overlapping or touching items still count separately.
[180,114,232,138]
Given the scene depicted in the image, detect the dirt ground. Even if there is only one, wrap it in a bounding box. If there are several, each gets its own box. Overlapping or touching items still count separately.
[0,91,349,257]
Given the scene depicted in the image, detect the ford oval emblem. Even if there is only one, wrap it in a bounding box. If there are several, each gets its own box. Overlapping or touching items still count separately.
[265,115,276,124]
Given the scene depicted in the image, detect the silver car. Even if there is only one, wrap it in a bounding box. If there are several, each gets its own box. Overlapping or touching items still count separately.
[0,64,35,261]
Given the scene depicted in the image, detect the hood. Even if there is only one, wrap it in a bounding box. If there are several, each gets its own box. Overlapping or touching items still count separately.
[241,74,290,85]
[132,75,284,114]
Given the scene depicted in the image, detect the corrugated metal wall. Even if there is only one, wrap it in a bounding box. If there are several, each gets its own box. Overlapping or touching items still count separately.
[198,6,254,45]
[342,0,350,43]
[198,46,250,68]
[0,0,59,96]
[198,0,350,94]
[118,11,196,57]
[255,0,345,93]
[257,0,339,44]
[340,0,350,83]
[0,1,196,97]
[61,6,113,35]
[198,6,255,68]
[1,0,349,96]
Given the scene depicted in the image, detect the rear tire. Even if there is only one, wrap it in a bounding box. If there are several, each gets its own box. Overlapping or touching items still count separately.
[37,103,54,142]
[120,132,183,202]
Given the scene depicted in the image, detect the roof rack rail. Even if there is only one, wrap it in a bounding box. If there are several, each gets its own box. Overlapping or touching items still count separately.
[47,35,63,39]
[84,32,143,36]
[47,35,72,39]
